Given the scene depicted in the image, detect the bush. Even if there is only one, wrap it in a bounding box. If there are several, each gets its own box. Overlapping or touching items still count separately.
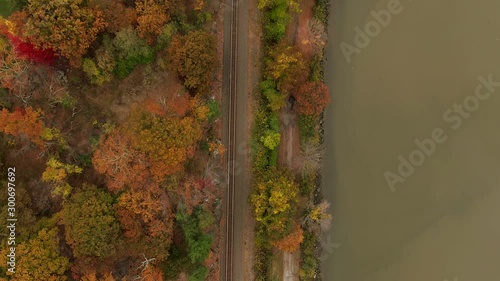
[313,0,329,23]
[176,207,213,265]
[253,142,270,172]
[269,148,278,167]
[196,11,213,27]
[309,54,323,82]
[260,130,281,150]
[206,98,221,122]
[300,174,315,196]
[263,0,290,44]
[299,230,319,281]
[251,103,275,172]
[298,114,318,142]
[188,266,209,281]
[254,225,272,281]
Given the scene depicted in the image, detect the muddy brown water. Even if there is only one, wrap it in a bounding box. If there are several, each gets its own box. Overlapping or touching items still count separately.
[322,0,500,280]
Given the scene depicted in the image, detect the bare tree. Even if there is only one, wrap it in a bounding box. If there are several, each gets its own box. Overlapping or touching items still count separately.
[294,142,325,177]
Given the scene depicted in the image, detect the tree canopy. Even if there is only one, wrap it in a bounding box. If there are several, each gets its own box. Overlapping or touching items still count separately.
[7,228,70,281]
[21,0,107,66]
[62,185,120,258]
[251,168,299,239]
[168,30,217,94]
[294,81,331,116]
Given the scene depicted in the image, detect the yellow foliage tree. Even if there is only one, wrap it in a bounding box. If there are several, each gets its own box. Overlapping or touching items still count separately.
[251,168,299,240]
[7,228,70,281]
[42,157,83,197]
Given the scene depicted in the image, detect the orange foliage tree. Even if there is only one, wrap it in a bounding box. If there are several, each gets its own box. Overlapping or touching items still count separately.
[126,110,203,180]
[0,107,45,147]
[90,0,137,33]
[80,271,116,281]
[92,130,150,192]
[135,0,169,44]
[116,184,173,261]
[294,81,331,116]
[168,30,217,94]
[20,0,107,67]
[272,225,304,252]
[117,184,172,238]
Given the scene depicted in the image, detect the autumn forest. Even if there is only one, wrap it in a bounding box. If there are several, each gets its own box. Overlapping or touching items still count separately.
[0,0,224,280]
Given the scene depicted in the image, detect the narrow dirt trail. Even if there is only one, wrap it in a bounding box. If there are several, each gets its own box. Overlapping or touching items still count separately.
[279,108,301,281]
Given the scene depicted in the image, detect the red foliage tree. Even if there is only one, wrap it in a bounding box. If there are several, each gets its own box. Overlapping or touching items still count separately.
[6,33,57,65]
[1,12,56,65]
[294,81,331,116]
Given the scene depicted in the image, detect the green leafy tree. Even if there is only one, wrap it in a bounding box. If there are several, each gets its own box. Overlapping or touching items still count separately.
[260,79,286,111]
[62,184,120,258]
[112,27,154,78]
[176,207,213,265]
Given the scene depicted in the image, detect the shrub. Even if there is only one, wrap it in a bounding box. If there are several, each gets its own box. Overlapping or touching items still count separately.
[206,98,221,122]
[189,266,209,281]
[254,225,272,281]
[313,0,330,23]
[251,168,299,240]
[260,130,281,150]
[300,174,315,196]
[309,54,323,82]
[260,0,297,44]
[269,148,278,167]
[176,207,213,265]
[299,230,319,281]
[298,114,318,142]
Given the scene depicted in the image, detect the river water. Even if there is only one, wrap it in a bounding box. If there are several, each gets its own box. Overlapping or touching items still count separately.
[322,0,500,280]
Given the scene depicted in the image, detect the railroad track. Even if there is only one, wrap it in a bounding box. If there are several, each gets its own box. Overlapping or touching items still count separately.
[224,0,238,279]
